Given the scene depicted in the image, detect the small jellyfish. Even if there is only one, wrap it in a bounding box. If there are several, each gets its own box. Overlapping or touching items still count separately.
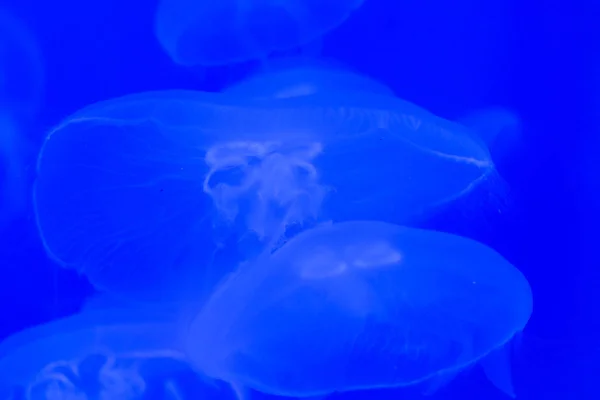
[223,57,395,99]
[0,305,190,400]
[34,89,502,299]
[186,221,533,398]
[154,0,365,66]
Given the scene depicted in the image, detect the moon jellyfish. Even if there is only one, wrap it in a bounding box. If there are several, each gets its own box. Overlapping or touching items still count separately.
[225,63,513,225]
[187,221,532,398]
[0,306,193,400]
[224,58,395,99]
[154,0,365,66]
[34,89,501,299]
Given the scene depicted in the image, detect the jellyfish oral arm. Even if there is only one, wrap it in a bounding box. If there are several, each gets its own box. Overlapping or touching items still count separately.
[203,139,327,243]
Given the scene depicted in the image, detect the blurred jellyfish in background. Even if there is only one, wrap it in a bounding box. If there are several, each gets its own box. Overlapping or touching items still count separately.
[0,301,231,400]
[0,114,28,226]
[187,221,532,399]
[223,56,395,99]
[0,10,43,117]
[0,9,44,226]
[33,82,511,300]
[457,106,523,169]
[154,0,365,67]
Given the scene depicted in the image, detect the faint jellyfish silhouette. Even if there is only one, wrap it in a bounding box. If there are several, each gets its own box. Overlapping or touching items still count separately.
[457,107,522,167]
[186,220,532,399]
[224,57,395,99]
[0,113,29,225]
[154,0,365,66]
[0,9,44,117]
[0,303,225,400]
[0,9,44,225]
[34,88,503,299]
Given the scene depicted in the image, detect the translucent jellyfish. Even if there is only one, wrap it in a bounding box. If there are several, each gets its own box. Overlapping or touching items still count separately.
[0,309,173,400]
[224,57,395,99]
[154,0,365,66]
[186,221,533,398]
[34,89,502,299]
[225,60,521,167]
[0,305,193,400]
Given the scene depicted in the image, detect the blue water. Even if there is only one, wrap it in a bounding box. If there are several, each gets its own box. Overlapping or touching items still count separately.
[0,0,595,399]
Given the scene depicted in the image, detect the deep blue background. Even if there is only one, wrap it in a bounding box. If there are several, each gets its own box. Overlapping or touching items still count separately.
[0,0,596,399]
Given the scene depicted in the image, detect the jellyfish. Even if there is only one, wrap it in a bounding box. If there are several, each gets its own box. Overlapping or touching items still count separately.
[154,0,365,66]
[186,220,533,399]
[223,57,395,99]
[0,297,236,400]
[34,88,503,299]
[0,9,44,225]
[0,304,194,400]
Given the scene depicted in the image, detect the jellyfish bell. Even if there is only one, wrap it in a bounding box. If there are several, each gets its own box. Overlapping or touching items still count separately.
[0,305,193,400]
[186,221,533,399]
[154,0,365,67]
[34,89,501,299]
[33,90,329,300]
[226,63,511,226]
